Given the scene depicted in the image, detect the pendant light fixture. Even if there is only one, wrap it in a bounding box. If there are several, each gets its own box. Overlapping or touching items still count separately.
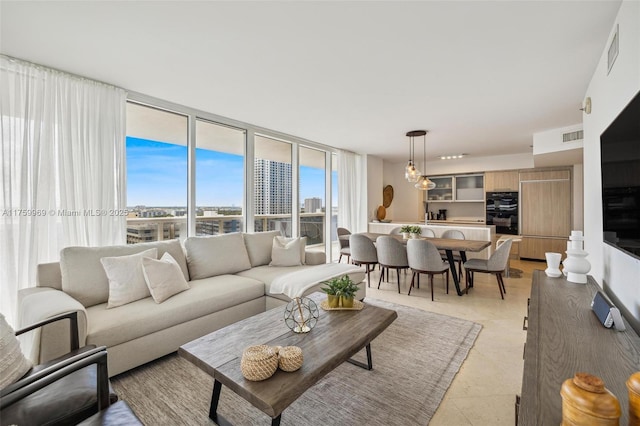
[413,130,436,190]
[404,131,421,182]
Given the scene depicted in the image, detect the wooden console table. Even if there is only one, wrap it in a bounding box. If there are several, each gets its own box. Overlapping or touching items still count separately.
[518,271,640,424]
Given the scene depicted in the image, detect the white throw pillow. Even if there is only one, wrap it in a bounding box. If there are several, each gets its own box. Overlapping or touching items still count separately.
[101,248,158,309]
[270,237,306,267]
[0,313,32,389]
[142,253,190,303]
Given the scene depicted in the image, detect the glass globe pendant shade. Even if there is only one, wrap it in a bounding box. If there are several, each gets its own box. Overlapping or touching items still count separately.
[406,165,421,182]
[415,176,436,190]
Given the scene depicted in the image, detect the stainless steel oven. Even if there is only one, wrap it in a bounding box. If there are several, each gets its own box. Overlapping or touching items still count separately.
[486,192,518,235]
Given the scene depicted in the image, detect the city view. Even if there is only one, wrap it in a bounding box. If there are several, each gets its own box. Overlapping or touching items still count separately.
[125,137,336,247]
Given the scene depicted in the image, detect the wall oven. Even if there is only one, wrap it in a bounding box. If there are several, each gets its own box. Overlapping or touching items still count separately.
[486,192,519,235]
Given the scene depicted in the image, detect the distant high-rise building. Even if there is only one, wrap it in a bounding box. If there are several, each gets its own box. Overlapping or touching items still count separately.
[304,197,322,213]
[254,159,292,215]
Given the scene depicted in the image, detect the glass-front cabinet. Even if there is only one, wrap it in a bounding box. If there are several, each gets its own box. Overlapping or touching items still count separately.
[427,174,484,202]
[426,176,453,201]
[455,174,484,201]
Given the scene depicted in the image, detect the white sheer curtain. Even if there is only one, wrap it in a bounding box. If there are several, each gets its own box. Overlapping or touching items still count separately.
[337,150,367,233]
[0,55,127,325]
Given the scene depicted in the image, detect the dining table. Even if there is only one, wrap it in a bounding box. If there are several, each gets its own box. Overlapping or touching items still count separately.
[340,232,491,296]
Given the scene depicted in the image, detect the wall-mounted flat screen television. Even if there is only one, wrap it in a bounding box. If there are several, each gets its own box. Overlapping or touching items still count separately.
[600,90,640,260]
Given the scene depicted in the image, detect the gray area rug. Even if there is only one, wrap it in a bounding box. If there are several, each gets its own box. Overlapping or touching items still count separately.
[111,298,481,425]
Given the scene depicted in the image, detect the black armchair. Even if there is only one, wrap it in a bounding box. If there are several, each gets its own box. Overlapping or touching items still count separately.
[0,312,117,426]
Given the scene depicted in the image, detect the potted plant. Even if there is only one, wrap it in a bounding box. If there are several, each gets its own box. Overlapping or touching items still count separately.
[320,277,342,308]
[409,225,422,239]
[400,225,412,239]
[321,275,360,308]
[337,275,361,308]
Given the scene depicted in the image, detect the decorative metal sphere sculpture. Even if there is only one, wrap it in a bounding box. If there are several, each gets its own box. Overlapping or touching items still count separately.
[284,297,319,333]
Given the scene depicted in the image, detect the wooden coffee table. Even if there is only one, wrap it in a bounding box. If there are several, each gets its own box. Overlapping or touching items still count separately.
[178,292,397,425]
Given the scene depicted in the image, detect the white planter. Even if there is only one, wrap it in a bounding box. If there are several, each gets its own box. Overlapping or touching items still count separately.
[544,252,562,278]
[410,233,420,239]
[402,232,410,239]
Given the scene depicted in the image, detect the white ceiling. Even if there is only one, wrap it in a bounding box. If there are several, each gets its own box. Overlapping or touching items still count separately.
[0,1,621,163]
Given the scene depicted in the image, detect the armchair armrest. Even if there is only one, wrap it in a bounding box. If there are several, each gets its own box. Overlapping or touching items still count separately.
[0,346,109,411]
[17,287,87,364]
[16,311,80,351]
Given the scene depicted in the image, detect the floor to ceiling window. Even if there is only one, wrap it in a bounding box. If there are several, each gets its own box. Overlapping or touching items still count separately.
[299,146,326,252]
[254,135,293,237]
[125,94,338,256]
[195,120,245,235]
[125,102,188,244]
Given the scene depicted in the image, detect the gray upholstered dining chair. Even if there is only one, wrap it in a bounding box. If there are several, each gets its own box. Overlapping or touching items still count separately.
[440,229,465,281]
[389,227,402,235]
[375,236,409,293]
[463,238,513,299]
[406,239,450,301]
[420,227,436,237]
[337,227,351,263]
[349,233,378,287]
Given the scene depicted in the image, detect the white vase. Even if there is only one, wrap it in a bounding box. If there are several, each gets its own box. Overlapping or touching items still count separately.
[402,232,410,239]
[563,230,591,284]
[544,252,562,278]
[410,233,419,239]
[563,249,591,284]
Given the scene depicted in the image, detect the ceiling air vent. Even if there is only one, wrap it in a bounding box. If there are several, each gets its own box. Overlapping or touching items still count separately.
[562,130,583,143]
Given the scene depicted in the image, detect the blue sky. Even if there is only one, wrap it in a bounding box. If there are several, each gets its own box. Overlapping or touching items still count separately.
[126,137,329,207]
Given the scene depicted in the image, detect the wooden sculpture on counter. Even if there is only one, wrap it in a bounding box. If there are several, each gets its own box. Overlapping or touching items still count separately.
[560,372,620,425]
[628,372,640,425]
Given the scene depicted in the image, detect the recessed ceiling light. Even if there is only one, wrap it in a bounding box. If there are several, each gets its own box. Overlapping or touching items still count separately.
[439,154,467,160]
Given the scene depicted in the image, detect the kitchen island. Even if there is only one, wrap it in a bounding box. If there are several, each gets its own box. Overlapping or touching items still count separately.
[368,221,495,259]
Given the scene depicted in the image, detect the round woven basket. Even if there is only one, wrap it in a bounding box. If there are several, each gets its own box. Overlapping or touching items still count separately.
[278,346,303,372]
[240,345,279,381]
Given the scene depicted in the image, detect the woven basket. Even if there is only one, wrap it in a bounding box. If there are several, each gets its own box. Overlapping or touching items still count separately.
[240,345,279,381]
[278,346,303,372]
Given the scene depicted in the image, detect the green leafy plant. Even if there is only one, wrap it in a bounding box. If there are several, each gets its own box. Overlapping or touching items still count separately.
[400,225,412,233]
[321,275,360,298]
[409,225,422,235]
[320,277,343,296]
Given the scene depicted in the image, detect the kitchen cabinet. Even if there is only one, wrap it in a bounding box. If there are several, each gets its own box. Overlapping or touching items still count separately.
[426,174,483,202]
[484,171,519,192]
[519,170,571,260]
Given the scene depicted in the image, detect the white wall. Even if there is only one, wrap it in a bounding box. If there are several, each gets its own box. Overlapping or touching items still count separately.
[583,0,640,323]
[532,123,583,155]
[366,155,384,226]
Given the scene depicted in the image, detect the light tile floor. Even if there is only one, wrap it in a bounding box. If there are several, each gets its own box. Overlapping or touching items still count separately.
[360,258,539,425]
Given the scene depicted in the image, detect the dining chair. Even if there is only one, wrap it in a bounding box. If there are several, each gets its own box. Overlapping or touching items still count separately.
[349,233,379,287]
[337,227,351,263]
[420,227,436,237]
[389,227,402,235]
[440,229,465,281]
[375,236,409,293]
[406,239,450,301]
[463,238,513,299]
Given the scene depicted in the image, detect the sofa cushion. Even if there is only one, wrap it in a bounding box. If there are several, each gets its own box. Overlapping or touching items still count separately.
[184,233,251,279]
[242,231,281,267]
[142,253,190,303]
[101,248,157,309]
[270,237,303,266]
[85,274,264,347]
[60,240,189,308]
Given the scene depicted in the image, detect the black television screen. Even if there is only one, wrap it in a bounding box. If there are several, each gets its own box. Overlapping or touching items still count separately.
[600,90,640,260]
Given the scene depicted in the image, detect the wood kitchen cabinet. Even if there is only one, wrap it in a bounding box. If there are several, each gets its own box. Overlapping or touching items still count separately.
[484,170,519,192]
[519,169,571,260]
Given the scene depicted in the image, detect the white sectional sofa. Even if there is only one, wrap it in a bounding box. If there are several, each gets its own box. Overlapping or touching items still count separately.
[17,231,365,376]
